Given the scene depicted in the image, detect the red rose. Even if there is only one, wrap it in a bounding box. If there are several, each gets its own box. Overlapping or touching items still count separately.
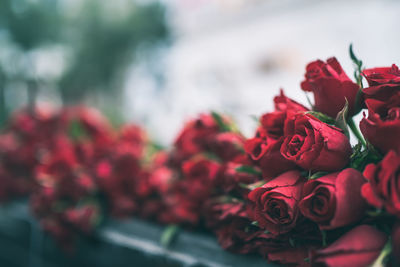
[364,64,400,85]
[301,57,360,117]
[360,108,400,154]
[209,132,245,162]
[205,201,263,254]
[181,158,221,200]
[311,225,387,267]
[219,160,260,194]
[362,64,400,115]
[245,133,297,179]
[158,157,221,225]
[247,170,306,235]
[281,113,352,171]
[361,150,400,217]
[174,114,220,158]
[260,90,308,139]
[244,91,307,179]
[299,168,367,229]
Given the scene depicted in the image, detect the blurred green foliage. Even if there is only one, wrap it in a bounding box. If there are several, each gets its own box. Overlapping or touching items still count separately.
[0,0,62,49]
[0,0,170,126]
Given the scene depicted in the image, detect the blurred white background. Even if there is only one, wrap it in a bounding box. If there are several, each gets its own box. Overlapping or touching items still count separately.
[125,0,400,144]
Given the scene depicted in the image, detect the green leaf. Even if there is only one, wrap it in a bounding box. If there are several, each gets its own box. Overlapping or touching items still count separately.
[160,225,179,247]
[68,119,89,141]
[202,152,221,162]
[334,99,350,138]
[211,111,231,132]
[250,114,260,123]
[251,221,259,227]
[306,111,335,125]
[350,142,363,159]
[370,239,392,267]
[304,92,314,110]
[350,142,382,171]
[289,238,295,247]
[235,165,262,176]
[366,209,384,217]
[239,180,266,191]
[309,171,328,180]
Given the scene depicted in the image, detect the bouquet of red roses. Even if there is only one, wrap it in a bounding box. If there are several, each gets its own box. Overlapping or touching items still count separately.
[1,45,400,266]
[149,47,400,266]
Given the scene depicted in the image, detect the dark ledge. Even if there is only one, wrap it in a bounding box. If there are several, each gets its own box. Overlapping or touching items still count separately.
[0,201,275,267]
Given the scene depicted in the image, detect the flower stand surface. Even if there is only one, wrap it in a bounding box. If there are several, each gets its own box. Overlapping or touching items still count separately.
[0,201,274,267]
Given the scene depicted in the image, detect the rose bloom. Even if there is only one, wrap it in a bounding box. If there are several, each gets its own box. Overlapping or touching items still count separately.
[260,90,309,139]
[205,201,266,254]
[299,168,367,229]
[173,113,220,159]
[362,64,400,115]
[158,157,221,225]
[281,113,352,172]
[207,199,318,266]
[208,132,245,162]
[311,225,387,267]
[361,150,400,217]
[218,157,261,194]
[245,133,297,179]
[247,170,306,235]
[301,57,360,117]
[245,90,307,179]
[360,107,400,154]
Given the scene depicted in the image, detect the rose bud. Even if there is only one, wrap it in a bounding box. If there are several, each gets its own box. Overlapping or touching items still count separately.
[245,134,297,179]
[360,108,400,154]
[311,225,388,267]
[301,57,361,117]
[299,168,367,230]
[281,113,352,172]
[260,90,309,139]
[362,64,400,115]
[247,170,306,235]
[361,150,400,217]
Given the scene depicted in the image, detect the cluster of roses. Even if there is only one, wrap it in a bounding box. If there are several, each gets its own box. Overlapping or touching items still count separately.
[240,57,400,266]
[145,55,400,266]
[0,105,150,248]
[1,49,400,267]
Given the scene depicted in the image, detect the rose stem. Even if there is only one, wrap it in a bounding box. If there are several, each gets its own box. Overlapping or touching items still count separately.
[348,117,367,147]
